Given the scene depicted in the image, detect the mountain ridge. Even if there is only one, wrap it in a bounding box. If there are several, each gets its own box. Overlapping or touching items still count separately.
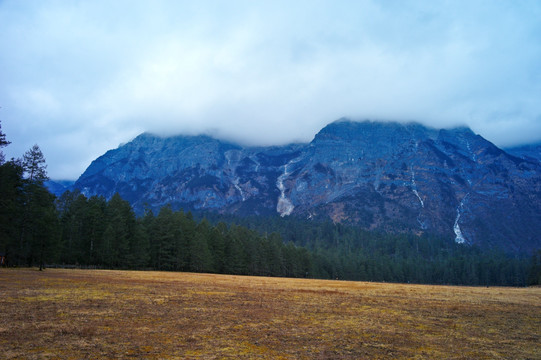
[69,119,541,254]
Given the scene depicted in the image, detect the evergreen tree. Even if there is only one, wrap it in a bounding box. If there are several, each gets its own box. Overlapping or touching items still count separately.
[178,211,196,270]
[0,161,25,264]
[189,232,213,273]
[153,206,178,270]
[26,183,59,270]
[207,224,226,273]
[224,225,246,275]
[22,144,48,183]
[19,144,58,269]
[141,210,159,268]
[84,196,107,264]
[527,250,541,286]
[0,120,10,164]
[100,224,115,267]
[190,219,214,272]
[129,221,150,269]
[265,232,284,276]
[105,193,136,268]
[58,192,88,264]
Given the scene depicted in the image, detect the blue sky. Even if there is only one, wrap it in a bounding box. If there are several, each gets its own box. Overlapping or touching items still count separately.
[1,0,541,179]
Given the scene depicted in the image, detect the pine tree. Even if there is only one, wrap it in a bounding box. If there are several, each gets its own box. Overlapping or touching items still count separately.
[223,225,247,275]
[23,144,48,183]
[28,184,59,270]
[178,211,196,270]
[189,232,213,273]
[527,250,541,286]
[266,232,284,276]
[0,161,25,264]
[105,193,135,268]
[154,206,178,270]
[207,225,226,273]
[100,224,115,267]
[84,196,107,265]
[19,144,57,269]
[61,193,88,264]
[129,221,150,269]
[142,210,159,269]
[0,120,10,164]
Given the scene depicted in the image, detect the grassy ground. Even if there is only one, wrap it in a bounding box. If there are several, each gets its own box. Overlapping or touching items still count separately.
[0,268,539,359]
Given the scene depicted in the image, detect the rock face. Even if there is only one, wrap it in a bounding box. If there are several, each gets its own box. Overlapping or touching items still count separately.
[73,119,541,253]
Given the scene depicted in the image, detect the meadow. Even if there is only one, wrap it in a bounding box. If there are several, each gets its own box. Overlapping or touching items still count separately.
[0,268,539,359]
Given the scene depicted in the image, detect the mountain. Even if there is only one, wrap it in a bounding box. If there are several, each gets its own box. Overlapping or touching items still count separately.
[45,179,75,197]
[505,142,541,164]
[72,119,541,253]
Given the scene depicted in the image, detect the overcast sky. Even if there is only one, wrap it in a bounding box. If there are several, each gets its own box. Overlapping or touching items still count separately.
[1,0,541,179]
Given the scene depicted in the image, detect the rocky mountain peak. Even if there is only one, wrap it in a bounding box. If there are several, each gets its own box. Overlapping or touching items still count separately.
[313,119,445,145]
[71,119,541,254]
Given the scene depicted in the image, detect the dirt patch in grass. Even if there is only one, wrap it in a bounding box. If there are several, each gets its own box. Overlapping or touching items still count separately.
[1,268,539,359]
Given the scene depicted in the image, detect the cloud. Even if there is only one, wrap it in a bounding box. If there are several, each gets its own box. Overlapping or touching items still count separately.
[1,0,541,178]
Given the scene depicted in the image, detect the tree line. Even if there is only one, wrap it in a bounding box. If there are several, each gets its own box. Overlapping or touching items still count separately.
[54,191,313,278]
[0,125,58,270]
[1,120,539,285]
[197,212,536,286]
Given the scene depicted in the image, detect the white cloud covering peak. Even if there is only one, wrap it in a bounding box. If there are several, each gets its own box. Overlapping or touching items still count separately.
[1,0,541,178]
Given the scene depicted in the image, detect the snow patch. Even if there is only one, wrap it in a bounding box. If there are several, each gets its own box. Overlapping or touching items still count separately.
[225,150,246,201]
[454,194,469,244]
[276,157,301,217]
[251,156,261,173]
[413,189,424,207]
[233,178,245,201]
[466,141,476,162]
[410,166,428,229]
[410,166,424,208]
[417,217,427,230]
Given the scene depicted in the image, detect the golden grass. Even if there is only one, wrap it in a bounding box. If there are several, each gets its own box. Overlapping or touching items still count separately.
[0,268,539,359]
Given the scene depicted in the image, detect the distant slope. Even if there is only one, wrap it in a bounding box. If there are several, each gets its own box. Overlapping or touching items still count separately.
[505,142,541,163]
[45,180,75,197]
[73,119,541,253]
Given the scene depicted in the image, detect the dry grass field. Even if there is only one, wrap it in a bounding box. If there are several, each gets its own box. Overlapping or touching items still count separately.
[0,269,539,359]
